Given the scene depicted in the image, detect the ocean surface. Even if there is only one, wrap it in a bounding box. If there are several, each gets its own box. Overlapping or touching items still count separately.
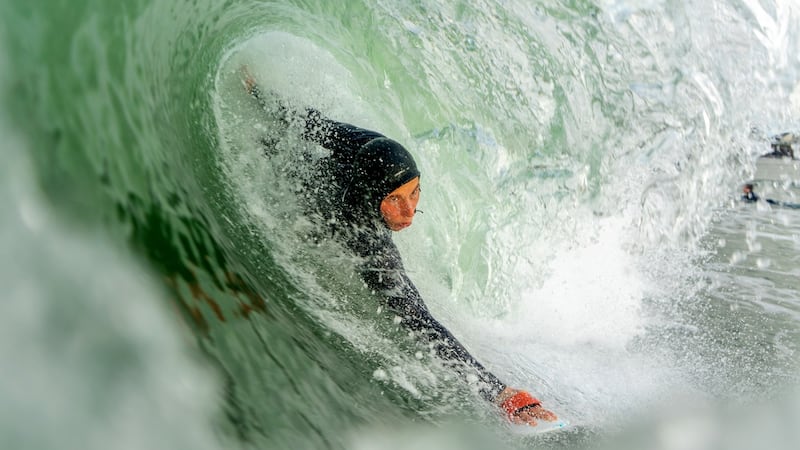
[2,0,799,449]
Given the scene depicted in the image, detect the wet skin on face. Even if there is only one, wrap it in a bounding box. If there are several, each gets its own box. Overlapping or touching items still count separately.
[380,177,420,231]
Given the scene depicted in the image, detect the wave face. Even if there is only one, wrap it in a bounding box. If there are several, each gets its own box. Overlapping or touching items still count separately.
[2,0,800,449]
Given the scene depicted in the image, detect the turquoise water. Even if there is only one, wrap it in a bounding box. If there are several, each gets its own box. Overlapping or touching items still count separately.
[2,0,799,449]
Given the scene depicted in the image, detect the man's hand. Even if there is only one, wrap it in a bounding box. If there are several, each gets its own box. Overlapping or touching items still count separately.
[240,66,258,95]
[494,387,558,426]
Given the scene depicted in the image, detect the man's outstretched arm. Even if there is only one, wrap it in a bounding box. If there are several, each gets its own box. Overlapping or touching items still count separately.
[242,68,384,156]
[360,240,558,425]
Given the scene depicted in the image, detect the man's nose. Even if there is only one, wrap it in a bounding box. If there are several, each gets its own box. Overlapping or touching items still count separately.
[400,199,415,216]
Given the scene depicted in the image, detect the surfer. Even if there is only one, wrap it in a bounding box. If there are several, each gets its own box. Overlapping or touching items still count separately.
[741,184,759,202]
[241,70,557,426]
[741,184,800,209]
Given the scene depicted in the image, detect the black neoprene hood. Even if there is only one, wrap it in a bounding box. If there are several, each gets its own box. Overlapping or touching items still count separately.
[345,138,420,221]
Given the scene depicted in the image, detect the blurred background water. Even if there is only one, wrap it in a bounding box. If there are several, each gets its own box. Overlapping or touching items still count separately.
[1,0,799,448]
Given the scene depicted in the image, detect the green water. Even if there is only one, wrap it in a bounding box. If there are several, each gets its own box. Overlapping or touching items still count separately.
[2,0,800,449]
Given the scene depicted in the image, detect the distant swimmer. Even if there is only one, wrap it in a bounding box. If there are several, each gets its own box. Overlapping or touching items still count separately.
[741,183,800,209]
[242,68,558,426]
[741,183,759,202]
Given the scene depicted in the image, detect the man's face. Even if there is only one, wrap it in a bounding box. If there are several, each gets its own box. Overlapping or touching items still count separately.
[380,177,420,231]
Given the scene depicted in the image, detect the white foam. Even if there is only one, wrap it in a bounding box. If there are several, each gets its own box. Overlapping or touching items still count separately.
[514,217,644,350]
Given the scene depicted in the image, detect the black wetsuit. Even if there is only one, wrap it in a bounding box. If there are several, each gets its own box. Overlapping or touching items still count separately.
[251,87,506,401]
[742,191,759,202]
[742,190,800,209]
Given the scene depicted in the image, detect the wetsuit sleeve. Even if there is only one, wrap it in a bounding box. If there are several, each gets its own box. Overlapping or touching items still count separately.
[301,109,385,156]
[248,84,383,155]
[355,234,507,402]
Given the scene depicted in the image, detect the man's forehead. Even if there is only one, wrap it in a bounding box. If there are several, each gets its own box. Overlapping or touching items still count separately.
[390,176,420,194]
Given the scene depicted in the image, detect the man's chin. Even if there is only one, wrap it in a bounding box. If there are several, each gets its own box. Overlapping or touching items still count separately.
[389,222,411,231]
